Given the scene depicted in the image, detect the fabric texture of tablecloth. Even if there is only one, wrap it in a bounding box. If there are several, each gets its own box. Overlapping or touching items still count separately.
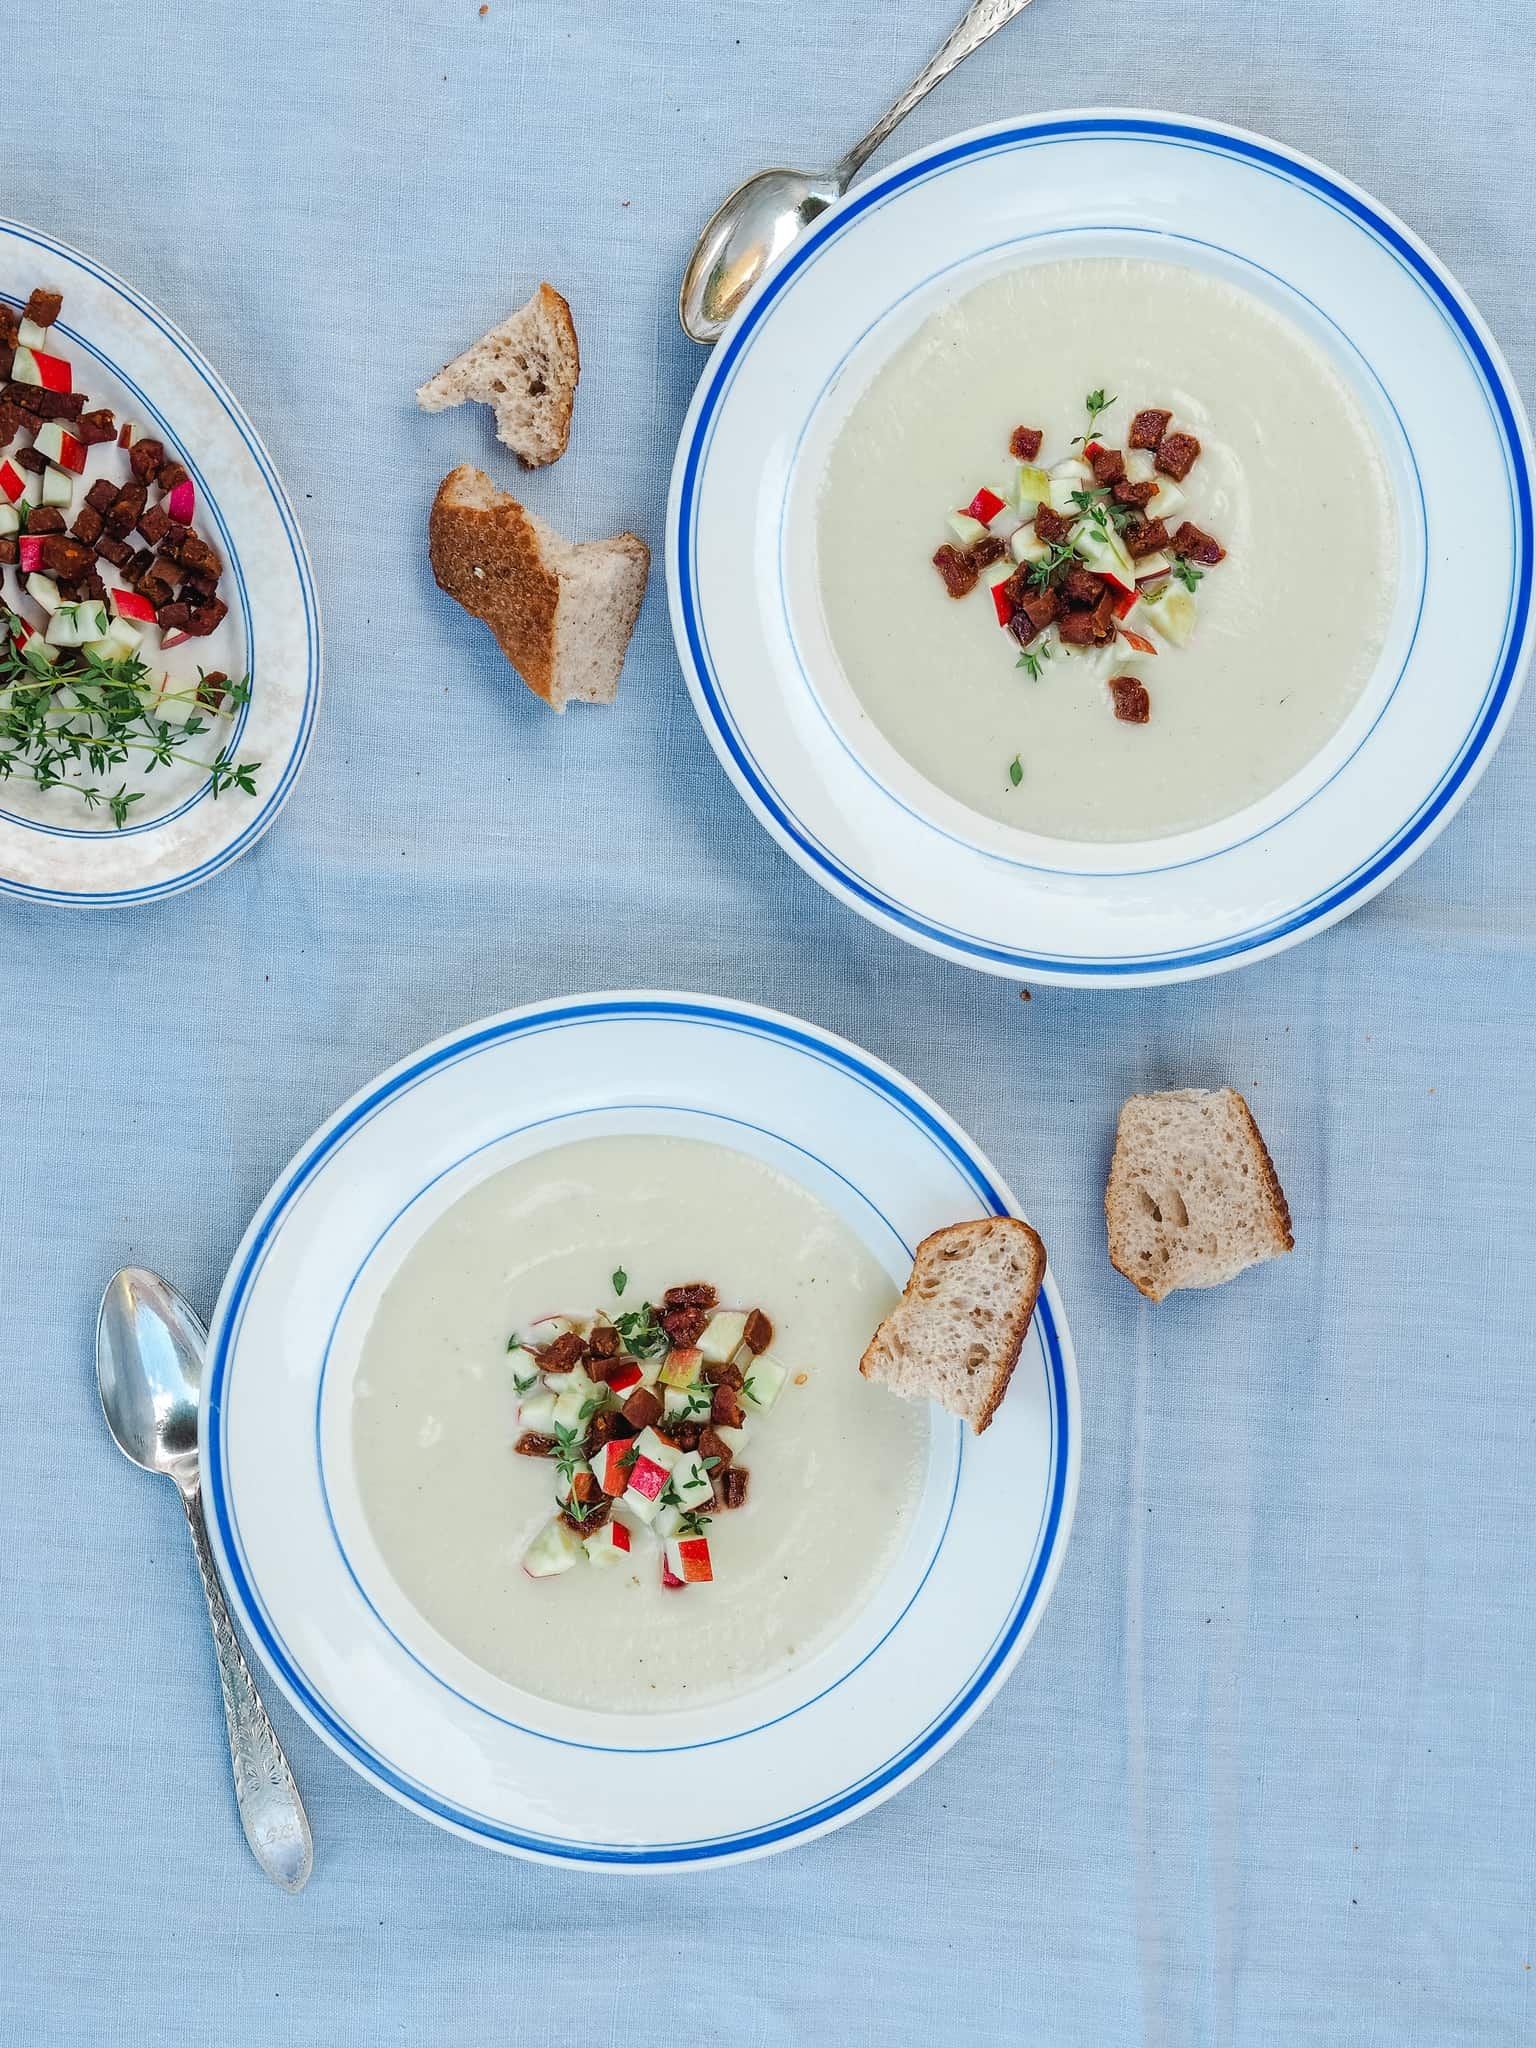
[1,3,1533,2042]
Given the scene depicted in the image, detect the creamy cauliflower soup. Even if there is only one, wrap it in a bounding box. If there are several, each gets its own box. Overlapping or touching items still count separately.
[351,1134,928,1713]
[815,256,1398,841]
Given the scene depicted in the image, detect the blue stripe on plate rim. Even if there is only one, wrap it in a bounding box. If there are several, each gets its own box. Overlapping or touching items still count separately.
[202,994,1076,1864]
[670,112,1535,977]
[0,217,321,906]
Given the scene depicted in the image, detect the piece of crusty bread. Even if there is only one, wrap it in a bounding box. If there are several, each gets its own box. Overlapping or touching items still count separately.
[1106,1087,1293,1303]
[416,283,579,468]
[429,465,648,711]
[859,1217,1046,1435]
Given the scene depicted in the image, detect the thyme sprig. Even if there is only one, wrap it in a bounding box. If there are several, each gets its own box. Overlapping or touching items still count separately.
[1070,387,1116,446]
[0,636,259,827]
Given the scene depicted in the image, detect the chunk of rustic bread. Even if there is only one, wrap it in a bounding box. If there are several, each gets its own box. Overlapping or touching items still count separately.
[429,465,648,711]
[1106,1087,1293,1302]
[859,1216,1046,1434]
[416,283,579,468]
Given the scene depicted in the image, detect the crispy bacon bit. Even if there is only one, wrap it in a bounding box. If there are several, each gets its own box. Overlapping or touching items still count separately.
[23,506,65,535]
[24,288,62,329]
[1033,504,1072,545]
[659,1303,706,1347]
[1171,520,1225,566]
[154,600,190,630]
[538,1331,586,1371]
[127,437,166,484]
[1007,609,1042,648]
[560,1496,610,1535]
[37,536,93,579]
[1109,675,1151,723]
[157,460,190,494]
[1089,446,1126,486]
[513,1431,558,1458]
[177,532,223,579]
[0,538,15,567]
[699,1425,733,1470]
[1062,565,1106,607]
[1155,432,1201,481]
[103,482,146,540]
[711,1382,747,1429]
[968,532,1006,570]
[621,1385,663,1432]
[13,447,44,474]
[1009,425,1044,461]
[663,1282,717,1310]
[1113,477,1158,509]
[702,1358,744,1390]
[1059,607,1104,648]
[85,478,118,515]
[720,1467,750,1510]
[570,1469,599,1505]
[932,541,979,598]
[1129,407,1172,449]
[77,407,116,446]
[741,1309,773,1355]
[1017,586,1059,632]
[669,1420,703,1453]
[1123,516,1172,560]
[587,1323,620,1359]
[95,536,133,570]
[583,1409,621,1457]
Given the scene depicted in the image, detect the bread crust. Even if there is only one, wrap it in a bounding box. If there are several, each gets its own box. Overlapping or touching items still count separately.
[859,1215,1046,1435]
[428,465,560,701]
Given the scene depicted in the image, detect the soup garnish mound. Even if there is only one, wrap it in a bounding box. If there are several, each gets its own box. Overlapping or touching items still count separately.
[511,1280,790,1590]
[930,387,1228,771]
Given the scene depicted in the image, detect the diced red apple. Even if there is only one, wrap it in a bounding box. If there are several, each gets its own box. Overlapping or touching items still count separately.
[632,1426,680,1473]
[664,1535,714,1585]
[0,505,17,536]
[1117,626,1159,656]
[593,1438,632,1496]
[713,1423,749,1456]
[159,628,193,649]
[658,1345,702,1390]
[40,466,72,509]
[523,1518,585,1578]
[698,1311,747,1365]
[946,510,990,548]
[583,1518,632,1567]
[662,1383,712,1422]
[166,477,195,524]
[16,316,48,350]
[0,456,28,504]
[622,1453,671,1523]
[661,1555,684,1589]
[551,1372,597,1432]
[32,421,85,474]
[605,1359,642,1394]
[110,586,158,624]
[12,346,72,392]
[18,537,44,575]
[669,1451,714,1513]
[990,581,1013,627]
[964,486,1008,526]
[553,1456,592,1508]
[25,572,61,615]
[653,1500,684,1540]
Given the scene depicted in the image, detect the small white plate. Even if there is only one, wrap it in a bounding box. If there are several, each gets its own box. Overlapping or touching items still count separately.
[203,994,1079,1870]
[667,111,1534,985]
[0,221,320,905]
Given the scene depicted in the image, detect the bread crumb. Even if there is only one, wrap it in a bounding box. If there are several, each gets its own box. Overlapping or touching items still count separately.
[1018,988,1031,1002]
[478,4,488,13]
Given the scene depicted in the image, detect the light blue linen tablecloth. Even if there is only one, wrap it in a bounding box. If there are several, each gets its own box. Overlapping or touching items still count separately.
[3,3,1533,2042]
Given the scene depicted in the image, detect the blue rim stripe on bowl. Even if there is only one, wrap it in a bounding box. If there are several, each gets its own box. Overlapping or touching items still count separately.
[670,114,1534,977]
[203,996,1076,1864]
[0,219,321,906]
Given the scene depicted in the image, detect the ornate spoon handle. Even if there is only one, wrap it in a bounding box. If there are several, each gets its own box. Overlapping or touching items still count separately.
[180,1483,313,1893]
[836,0,1041,187]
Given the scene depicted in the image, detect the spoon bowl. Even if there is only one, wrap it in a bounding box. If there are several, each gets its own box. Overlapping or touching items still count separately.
[97,1266,206,1489]
[677,0,1040,345]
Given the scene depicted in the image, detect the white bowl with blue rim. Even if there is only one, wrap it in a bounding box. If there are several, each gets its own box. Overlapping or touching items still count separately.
[667,110,1533,986]
[0,221,319,906]
[203,994,1079,1869]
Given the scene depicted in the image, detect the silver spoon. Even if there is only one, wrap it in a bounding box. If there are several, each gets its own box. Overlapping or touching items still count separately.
[679,0,1040,345]
[96,1266,314,1894]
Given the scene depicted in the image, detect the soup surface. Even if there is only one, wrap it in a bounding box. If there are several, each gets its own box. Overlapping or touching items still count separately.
[815,256,1399,841]
[352,1134,928,1712]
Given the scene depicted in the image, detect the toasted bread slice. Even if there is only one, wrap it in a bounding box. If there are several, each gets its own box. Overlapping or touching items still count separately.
[416,283,579,468]
[1106,1087,1293,1302]
[859,1217,1046,1434]
[429,465,648,711]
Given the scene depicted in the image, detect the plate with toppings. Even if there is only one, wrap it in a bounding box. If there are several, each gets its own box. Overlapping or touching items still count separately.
[203,993,1079,1868]
[668,110,1533,984]
[0,223,319,905]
